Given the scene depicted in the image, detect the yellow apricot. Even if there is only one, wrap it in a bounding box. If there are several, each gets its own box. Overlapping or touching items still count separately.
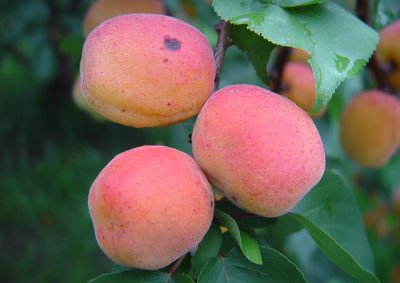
[80,14,216,128]
[340,90,400,168]
[83,0,165,36]
[88,145,214,270]
[72,75,105,121]
[192,85,325,217]
[375,20,400,91]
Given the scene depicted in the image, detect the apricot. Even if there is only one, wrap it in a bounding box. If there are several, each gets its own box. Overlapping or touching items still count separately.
[88,145,214,270]
[391,187,400,217]
[340,90,400,168]
[80,14,216,128]
[192,85,325,217]
[375,20,400,91]
[83,0,165,36]
[288,48,310,64]
[281,62,325,117]
[72,75,105,121]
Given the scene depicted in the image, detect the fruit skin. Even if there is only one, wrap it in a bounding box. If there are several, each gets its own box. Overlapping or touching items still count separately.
[72,75,105,121]
[375,20,400,91]
[83,0,165,36]
[281,63,316,113]
[288,48,310,64]
[88,145,214,270]
[340,90,400,168]
[281,63,325,117]
[80,14,216,128]
[192,84,325,217]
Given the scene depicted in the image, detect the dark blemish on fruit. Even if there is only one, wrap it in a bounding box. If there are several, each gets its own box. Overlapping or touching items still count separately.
[164,36,181,51]
[163,58,168,63]
[167,102,171,106]
[210,200,214,207]
[122,109,126,112]
[232,196,238,202]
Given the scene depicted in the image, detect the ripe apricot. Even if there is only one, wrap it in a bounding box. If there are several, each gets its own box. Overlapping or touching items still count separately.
[83,0,165,36]
[192,85,325,217]
[340,90,400,168]
[80,14,216,128]
[88,146,214,270]
[375,20,400,91]
[280,63,323,115]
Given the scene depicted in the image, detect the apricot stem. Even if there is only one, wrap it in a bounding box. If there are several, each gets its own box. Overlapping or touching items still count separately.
[214,20,232,90]
[355,0,392,93]
[269,47,291,93]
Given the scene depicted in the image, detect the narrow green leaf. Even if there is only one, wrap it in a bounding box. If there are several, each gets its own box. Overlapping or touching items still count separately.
[214,209,262,265]
[290,171,380,283]
[198,247,307,283]
[213,0,379,112]
[230,25,275,84]
[191,224,222,278]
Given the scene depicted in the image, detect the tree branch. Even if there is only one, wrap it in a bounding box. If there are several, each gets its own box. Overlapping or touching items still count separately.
[214,20,232,90]
[269,47,291,93]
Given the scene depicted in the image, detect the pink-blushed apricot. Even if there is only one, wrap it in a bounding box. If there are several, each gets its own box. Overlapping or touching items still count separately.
[281,62,325,117]
[83,0,165,36]
[375,20,400,91]
[340,90,400,168]
[88,145,214,270]
[80,14,216,128]
[192,84,325,217]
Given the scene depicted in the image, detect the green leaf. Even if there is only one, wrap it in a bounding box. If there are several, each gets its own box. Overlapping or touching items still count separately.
[374,0,400,29]
[290,171,380,283]
[230,25,275,83]
[88,270,168,283]
[198,247,307,283]
[191,224,222,278]
[214,209,262,265]
[272,0,324,8]
[213,0,379,112]
[171,273,195,283]
[88,270,194,283]
[216,200,277,229]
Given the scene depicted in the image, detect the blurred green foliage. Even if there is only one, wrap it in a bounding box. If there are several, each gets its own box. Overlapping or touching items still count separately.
[0,0,399,283]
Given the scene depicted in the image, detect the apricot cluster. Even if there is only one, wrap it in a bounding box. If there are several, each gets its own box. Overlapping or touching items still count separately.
[81,5,325,271]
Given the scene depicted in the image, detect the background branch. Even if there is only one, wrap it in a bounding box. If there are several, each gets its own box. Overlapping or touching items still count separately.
[268,47,291,93]
[214,20,232,90]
